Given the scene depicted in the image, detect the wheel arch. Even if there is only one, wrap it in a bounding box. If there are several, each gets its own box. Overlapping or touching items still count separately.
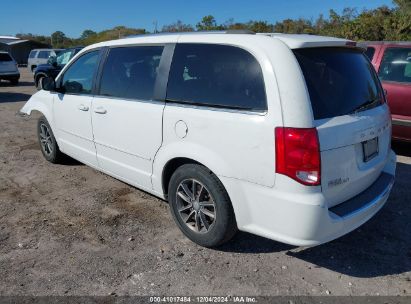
[35,72,48,86]
[153,142,235,199]
[19,93,55,132]
[153,143,253,229]
[161,157,203,198]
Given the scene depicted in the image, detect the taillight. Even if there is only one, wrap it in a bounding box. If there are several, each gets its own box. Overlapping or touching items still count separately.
[275,127,321,186]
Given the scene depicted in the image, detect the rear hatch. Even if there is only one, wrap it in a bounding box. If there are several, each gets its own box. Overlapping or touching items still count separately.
[0,53,17,73]
[294,47,391,207]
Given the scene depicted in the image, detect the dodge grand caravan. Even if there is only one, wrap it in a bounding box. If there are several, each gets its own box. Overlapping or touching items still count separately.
[20,32,396,247]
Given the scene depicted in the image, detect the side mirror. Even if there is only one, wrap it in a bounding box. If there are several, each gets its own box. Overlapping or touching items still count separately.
[41,77,56,91]
[47,56,57,65]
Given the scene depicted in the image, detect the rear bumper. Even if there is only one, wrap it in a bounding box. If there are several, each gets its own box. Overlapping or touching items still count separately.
[220,149,396,246]
[329,172,394,218]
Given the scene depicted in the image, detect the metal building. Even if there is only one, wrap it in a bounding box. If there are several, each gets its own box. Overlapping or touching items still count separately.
[0,36,50,65]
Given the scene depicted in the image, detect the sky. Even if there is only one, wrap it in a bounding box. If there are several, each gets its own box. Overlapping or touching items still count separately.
[1,0,395,38]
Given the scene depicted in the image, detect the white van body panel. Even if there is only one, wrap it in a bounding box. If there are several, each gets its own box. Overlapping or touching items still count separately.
[20,90,54,129]
[53,93,98,167]
[317,105,392,207]
[92,97,165,191]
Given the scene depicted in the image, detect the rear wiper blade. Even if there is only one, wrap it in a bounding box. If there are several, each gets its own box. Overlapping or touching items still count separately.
[349,98,381,114]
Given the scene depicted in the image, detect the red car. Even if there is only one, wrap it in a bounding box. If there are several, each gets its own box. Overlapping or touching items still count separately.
[364,42,411,142]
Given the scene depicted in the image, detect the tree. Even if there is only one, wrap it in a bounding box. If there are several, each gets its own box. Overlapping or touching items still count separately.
[162,20,194,32]
[12,1,411,50]
[51,31,67,48]
[393,0,411,13]
[80,29,96,39]
[248,21,273,33]
[196,15,223,31]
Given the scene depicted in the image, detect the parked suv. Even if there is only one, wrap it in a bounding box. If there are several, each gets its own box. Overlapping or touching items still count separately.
[28,49,62,73]
[20,33,396,247]
[0,51,20,85]
[34,47,83,89]
[364,42,411,142]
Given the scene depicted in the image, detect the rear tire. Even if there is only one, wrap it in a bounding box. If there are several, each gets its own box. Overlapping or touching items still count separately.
[168,164,237,247]
[37,116,64,163]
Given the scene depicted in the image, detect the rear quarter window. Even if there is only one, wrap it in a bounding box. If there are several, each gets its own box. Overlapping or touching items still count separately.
[294,47,383,120]
[167,43,267,111]
[0,53,13,61]
[378,47,411,84]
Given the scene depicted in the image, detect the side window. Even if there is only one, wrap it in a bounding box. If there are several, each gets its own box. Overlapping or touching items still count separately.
[365,47,375,61]
[378,47,411,84]
[61,51,100,94]
[99,46,164,100]
[38,51,50,59]
[0,53,13,61]
[29,51,37,59]
[167,44,267,110]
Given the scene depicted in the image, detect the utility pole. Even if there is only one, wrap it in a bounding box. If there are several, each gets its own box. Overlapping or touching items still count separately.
[153,20,158,33]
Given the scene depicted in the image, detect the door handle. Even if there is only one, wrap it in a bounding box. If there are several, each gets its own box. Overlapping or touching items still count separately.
[78,104,89,111]
[94,107,107,114]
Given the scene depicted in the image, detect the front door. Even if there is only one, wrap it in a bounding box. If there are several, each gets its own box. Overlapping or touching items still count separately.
[53,50,101,167]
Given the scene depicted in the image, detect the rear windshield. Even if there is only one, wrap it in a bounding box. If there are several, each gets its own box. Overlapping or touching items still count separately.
[0,53,13,62]
[294,47,383,120]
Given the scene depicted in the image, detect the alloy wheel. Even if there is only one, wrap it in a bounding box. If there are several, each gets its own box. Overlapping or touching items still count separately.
[39,123,53,156]
[175,179,216,233]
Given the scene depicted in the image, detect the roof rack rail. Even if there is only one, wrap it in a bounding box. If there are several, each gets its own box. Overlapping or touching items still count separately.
[225,29,256,35]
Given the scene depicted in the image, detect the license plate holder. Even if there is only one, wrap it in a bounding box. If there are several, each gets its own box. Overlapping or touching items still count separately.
[362,137,379,162]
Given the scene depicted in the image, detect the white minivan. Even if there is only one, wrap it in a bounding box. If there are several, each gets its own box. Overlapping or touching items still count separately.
[20,32,396,247]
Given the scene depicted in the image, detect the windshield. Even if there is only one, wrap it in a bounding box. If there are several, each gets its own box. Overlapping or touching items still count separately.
[294,47,383,120]
[56,49,75,65]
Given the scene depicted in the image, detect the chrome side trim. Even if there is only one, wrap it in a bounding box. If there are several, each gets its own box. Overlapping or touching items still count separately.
[392,118,411,127]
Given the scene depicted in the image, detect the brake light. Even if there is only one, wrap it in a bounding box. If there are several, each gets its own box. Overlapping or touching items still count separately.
[275,127,321,186]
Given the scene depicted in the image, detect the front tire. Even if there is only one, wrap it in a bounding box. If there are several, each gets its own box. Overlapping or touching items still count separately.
[168,164,237,247]
[37,116,64,163]
[36,76,44,90]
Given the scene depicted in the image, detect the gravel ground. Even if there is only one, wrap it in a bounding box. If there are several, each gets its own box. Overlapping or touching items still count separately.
[0,69,410,296]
